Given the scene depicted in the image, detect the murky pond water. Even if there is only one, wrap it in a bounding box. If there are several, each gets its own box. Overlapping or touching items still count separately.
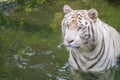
[0,1,71,80]
[0,0,120,80]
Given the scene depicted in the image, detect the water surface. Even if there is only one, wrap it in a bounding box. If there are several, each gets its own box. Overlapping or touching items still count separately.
[0,0,120,80]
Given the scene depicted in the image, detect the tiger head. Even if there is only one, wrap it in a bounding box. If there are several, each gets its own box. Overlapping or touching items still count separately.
[62,5,98,51]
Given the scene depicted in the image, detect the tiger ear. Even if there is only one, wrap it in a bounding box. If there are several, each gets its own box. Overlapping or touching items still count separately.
[88,9,98,22]
[63,4,73,14]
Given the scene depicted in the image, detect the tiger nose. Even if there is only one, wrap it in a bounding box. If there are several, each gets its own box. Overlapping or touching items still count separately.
[66,39,74,44]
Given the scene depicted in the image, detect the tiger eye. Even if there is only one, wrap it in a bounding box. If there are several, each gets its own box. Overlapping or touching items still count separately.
[79,17,81,20]
[77,27,82,31]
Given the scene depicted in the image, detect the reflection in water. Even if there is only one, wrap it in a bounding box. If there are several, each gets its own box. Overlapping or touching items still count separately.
[13,47,36,69]
[57,62,70,80]
[14,54,29,69]
[10,45,70,80]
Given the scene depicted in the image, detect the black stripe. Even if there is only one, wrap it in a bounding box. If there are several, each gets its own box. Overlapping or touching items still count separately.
[90,22,95,42]
[73,51,85,65]
[113,39,116,56]
[83,26,86,30]
[84,37,104,60]
[79,14,83,17]
[103,59,111,71]
[72,52,81,69]
[88,25,91,38]
[87,37,105,69]
[99,45,110,67]
[79,57,85,65]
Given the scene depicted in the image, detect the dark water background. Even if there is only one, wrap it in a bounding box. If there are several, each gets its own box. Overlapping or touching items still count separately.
[0,0,120,80]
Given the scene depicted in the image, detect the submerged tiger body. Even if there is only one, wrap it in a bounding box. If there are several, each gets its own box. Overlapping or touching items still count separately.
[61,5,120,80]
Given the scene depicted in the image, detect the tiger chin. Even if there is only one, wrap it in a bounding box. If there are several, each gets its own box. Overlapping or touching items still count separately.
[61,4,120,80]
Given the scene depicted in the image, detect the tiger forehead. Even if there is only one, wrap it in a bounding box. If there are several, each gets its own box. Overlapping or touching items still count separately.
[69,14,79,30]
[64,10,88,30]
[69,13,85,30]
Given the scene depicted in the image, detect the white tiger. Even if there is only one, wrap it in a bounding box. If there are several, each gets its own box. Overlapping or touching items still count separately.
[61,4,120,80]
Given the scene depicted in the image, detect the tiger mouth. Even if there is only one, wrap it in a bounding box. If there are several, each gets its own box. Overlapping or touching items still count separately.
[66,45,80,49]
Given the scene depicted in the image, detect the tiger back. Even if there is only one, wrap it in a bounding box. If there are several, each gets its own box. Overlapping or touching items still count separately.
[61,4,120,80]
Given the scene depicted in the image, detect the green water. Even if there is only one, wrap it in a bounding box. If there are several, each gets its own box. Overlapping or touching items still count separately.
[0,0,120,80]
